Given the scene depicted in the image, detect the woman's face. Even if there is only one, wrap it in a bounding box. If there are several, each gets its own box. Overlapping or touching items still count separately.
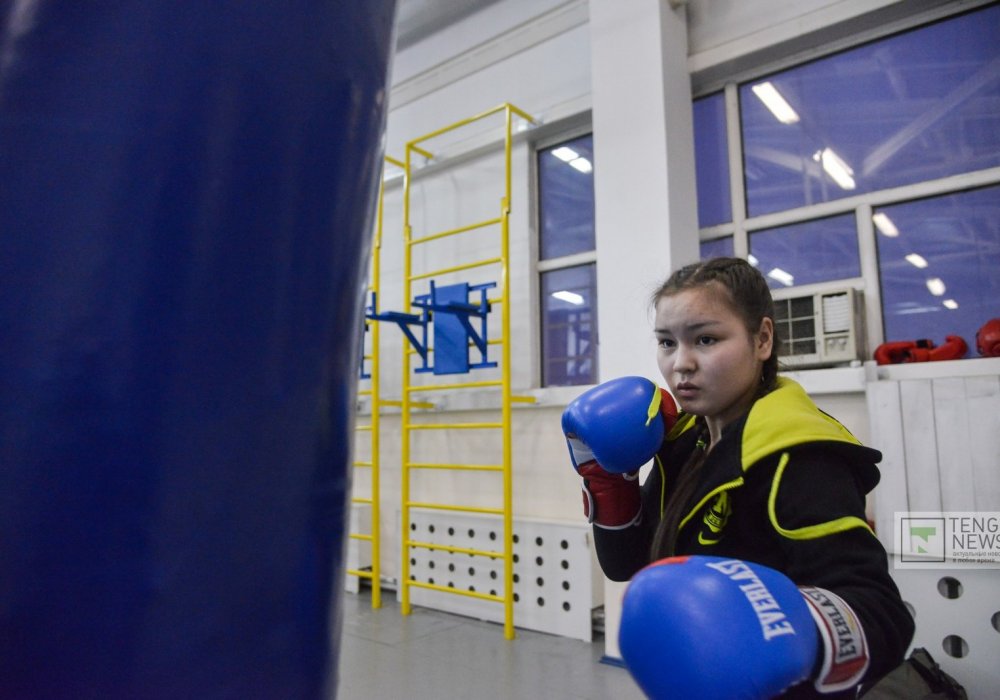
[654,283,773,432]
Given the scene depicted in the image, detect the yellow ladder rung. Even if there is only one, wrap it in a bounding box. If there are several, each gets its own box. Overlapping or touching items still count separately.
[408,102,532,147]
[410,143,433,159]
[407,502,503,516]
[408,256,502,282]
[382,399,435,409]
[407,540,502,559]
[347,569,375,579]
[352,497,374,505]
[350,533,374,542]
[511,395,537,404]
[406,462,502,472]
[411,217,503,246]
[408,380,501,392]
[354,461,374,467]
[506,103,535,122]
[407,580,503,603]
[357,389,373,397]
[407,422,502,430]
[355,424,372,431]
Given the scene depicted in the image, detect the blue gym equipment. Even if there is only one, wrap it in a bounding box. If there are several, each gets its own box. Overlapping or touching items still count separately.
[0,1,397,696]
[366,280,498,376]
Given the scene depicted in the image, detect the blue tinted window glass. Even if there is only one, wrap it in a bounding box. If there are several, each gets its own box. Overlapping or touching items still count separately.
[694,93,732,227]
[749,214,860,290]
[741,5,1000,217]
[541,264,597,386]
[876,185,1000,354]
[538,134,596,260]
[700,236,734,259]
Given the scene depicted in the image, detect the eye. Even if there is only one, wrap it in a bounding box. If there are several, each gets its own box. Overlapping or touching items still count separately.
[656,337,676,350]
[696,335,717,346]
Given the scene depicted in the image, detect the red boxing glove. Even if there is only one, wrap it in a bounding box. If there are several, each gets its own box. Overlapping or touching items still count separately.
[875,335,968,364]
[656,386,679,430]
[976,318,1000,357]
[571,449,641,529]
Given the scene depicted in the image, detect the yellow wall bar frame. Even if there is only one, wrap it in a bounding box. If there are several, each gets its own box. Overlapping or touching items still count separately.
[348,155,402,609]
[399,103,534,640]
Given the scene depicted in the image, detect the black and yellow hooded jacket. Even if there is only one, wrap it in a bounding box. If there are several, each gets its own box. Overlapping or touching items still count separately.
[593,378,914,695]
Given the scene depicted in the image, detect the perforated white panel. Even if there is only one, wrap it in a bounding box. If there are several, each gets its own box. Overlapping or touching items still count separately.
[403,510,599,641]
[892,567,999,698]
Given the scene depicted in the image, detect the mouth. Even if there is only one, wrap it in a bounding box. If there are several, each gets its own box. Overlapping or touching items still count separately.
[674,382,699,399]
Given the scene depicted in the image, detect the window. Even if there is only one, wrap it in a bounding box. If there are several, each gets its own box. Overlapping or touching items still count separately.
[541,264,597,386]
[876,184,1000,349]
[740,5,1000,217]
[537,134,598,386]
[700,236,734,260]
[538,134,596,260]
[693,4,1000,358]
[693,92,731,228]
[749,214,860,290]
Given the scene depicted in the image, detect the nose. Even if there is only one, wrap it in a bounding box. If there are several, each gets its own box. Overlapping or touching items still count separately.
[673,342,695,376]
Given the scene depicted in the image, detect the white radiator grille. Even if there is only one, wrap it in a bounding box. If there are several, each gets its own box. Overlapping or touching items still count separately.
[403,510,598,641]
[822,291,851,333]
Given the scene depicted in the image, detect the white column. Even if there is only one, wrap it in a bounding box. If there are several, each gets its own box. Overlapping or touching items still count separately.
[589,0,699,659]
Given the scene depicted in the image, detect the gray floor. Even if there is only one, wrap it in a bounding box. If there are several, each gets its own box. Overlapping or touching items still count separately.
[336,587,645,699]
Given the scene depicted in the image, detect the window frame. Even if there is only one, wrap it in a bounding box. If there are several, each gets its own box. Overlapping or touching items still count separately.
[531,123,599,389]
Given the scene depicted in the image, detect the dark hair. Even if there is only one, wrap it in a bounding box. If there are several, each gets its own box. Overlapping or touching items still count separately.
[650,256,781,393]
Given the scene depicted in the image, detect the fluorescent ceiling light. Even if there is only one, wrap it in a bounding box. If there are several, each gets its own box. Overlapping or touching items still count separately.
[766,267,795,287]
[905,253,928,269]
[751,82,800,124]
[569,157,592,173]
[747,254,759,267]
[872,212,899,237]
[926,278,946,296]
[813,148,856,190]
[943,299,959,310]
[552,290,584,305]
[551,146,579,162]
[896,304,943,315]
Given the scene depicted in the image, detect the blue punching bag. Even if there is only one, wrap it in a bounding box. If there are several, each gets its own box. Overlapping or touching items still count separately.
[0,2,396,697]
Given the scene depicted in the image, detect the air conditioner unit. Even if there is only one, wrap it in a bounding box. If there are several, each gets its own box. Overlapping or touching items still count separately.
[773,288,864,368]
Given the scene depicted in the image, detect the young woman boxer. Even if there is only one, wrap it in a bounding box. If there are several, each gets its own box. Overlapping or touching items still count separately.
[562,257,913,698]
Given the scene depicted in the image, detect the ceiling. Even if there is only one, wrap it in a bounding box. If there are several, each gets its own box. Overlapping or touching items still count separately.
[394,0,503,49]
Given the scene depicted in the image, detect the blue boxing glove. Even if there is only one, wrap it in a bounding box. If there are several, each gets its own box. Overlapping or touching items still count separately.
[562,376,677,529]
[562,376,673,473]
[619,556,870,699]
